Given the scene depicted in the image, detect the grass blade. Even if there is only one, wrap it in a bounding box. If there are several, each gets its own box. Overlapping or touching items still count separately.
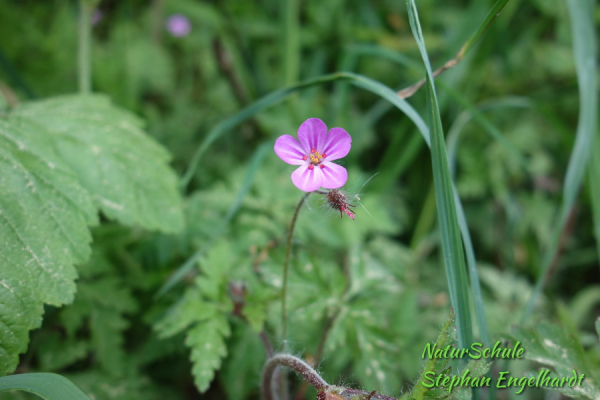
[406,0,474,349]
[523,0,598,319]
[589,138,600,266]
[0,373,90,400]
[180,71,429,190]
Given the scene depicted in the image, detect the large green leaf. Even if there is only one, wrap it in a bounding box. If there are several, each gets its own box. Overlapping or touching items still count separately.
[13,95,184,233]
[0,118,97,375]
[0,94,183,376]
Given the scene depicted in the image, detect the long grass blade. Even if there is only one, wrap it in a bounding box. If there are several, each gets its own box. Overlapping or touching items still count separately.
[0,373,90,400]
[589,138,600,266]
[406,0,474,349]
[523,0,598,319]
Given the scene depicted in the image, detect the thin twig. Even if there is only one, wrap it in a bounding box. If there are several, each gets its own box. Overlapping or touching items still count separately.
[260,331,275,358]
[397,58,459,99]
[213,38,250,105]
[0,81,19,108]
[282,192,310,339]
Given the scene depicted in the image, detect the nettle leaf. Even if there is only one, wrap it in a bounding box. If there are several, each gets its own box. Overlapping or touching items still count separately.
[0,118,97,375]
[509,321,600,399]
[400,312,489,400]
[12,95,184,233]
[0,93,183,376]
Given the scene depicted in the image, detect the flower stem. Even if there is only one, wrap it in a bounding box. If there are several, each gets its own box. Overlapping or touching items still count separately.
[78,0,97,93]
[262,354,328,400]
[281,192,310,340]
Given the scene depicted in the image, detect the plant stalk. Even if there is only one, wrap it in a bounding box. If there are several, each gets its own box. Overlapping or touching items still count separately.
[282,192,310,340]
[78,0,97,93]
[262,354,328,400]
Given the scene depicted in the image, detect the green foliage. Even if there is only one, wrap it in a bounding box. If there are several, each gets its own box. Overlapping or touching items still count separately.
[0,94,183,376]
[0,117,97,376]
[12,95,184,233]
[400,312,490,400]
[155,241,237,393]
[406,0,473,350]
[0,373,91,400]
[509,320,600,399]
[0,0,598,399]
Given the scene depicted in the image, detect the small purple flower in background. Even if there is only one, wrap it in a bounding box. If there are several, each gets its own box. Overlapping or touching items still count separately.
[274,118,352,192]
[166,14,191,37]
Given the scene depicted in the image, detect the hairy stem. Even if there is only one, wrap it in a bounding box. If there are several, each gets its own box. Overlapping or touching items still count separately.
[282,192,310,339]
[262,354,328,400]
[340,388,397,400]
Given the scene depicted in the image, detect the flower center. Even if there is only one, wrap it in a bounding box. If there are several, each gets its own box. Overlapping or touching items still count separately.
[302,148,327,170]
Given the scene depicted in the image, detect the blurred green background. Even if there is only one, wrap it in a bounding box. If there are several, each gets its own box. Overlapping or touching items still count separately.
[0,0,598,399]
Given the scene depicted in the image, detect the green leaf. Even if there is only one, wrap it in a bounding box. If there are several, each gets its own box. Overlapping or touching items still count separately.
[509,321,600,399]
[0,118,97,376]
[186,313,231,393]
[12,94,184,233]
[406,0,473,349]
[0,373,91,400]
[37,334,88,372]
[155,287,232,393]
[400,312,490,400]
[55,246,138,375]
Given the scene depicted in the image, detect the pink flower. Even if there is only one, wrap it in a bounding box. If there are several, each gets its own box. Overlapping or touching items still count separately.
[166,14,191,37]
[274,118,351,192]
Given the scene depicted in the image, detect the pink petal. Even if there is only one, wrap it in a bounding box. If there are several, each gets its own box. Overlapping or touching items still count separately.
[297,118,327,154]
[291,164,324,192]
[319,162,348,189]
[322,127,351,161]
[274,135,306,165]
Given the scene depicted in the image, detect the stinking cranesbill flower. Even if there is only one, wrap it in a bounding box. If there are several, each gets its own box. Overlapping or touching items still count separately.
[166,14,191,37]
[274,118,351,192]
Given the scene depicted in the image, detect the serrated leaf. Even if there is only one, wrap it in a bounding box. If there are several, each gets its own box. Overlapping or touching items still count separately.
[54,252,137,375]
[509,321,600,399]
[399,311,490,400]
[155,289,218,339]
[37,334,89,372]
[0,118,97,376]
[12,95,184,233]
[186,313,231,393]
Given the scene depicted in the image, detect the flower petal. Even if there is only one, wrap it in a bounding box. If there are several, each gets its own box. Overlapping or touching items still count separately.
[320,162,348,189]
[297,118,327,154]
[291,164,324,192]
[322,127,351,161]
[274,135,306,165]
